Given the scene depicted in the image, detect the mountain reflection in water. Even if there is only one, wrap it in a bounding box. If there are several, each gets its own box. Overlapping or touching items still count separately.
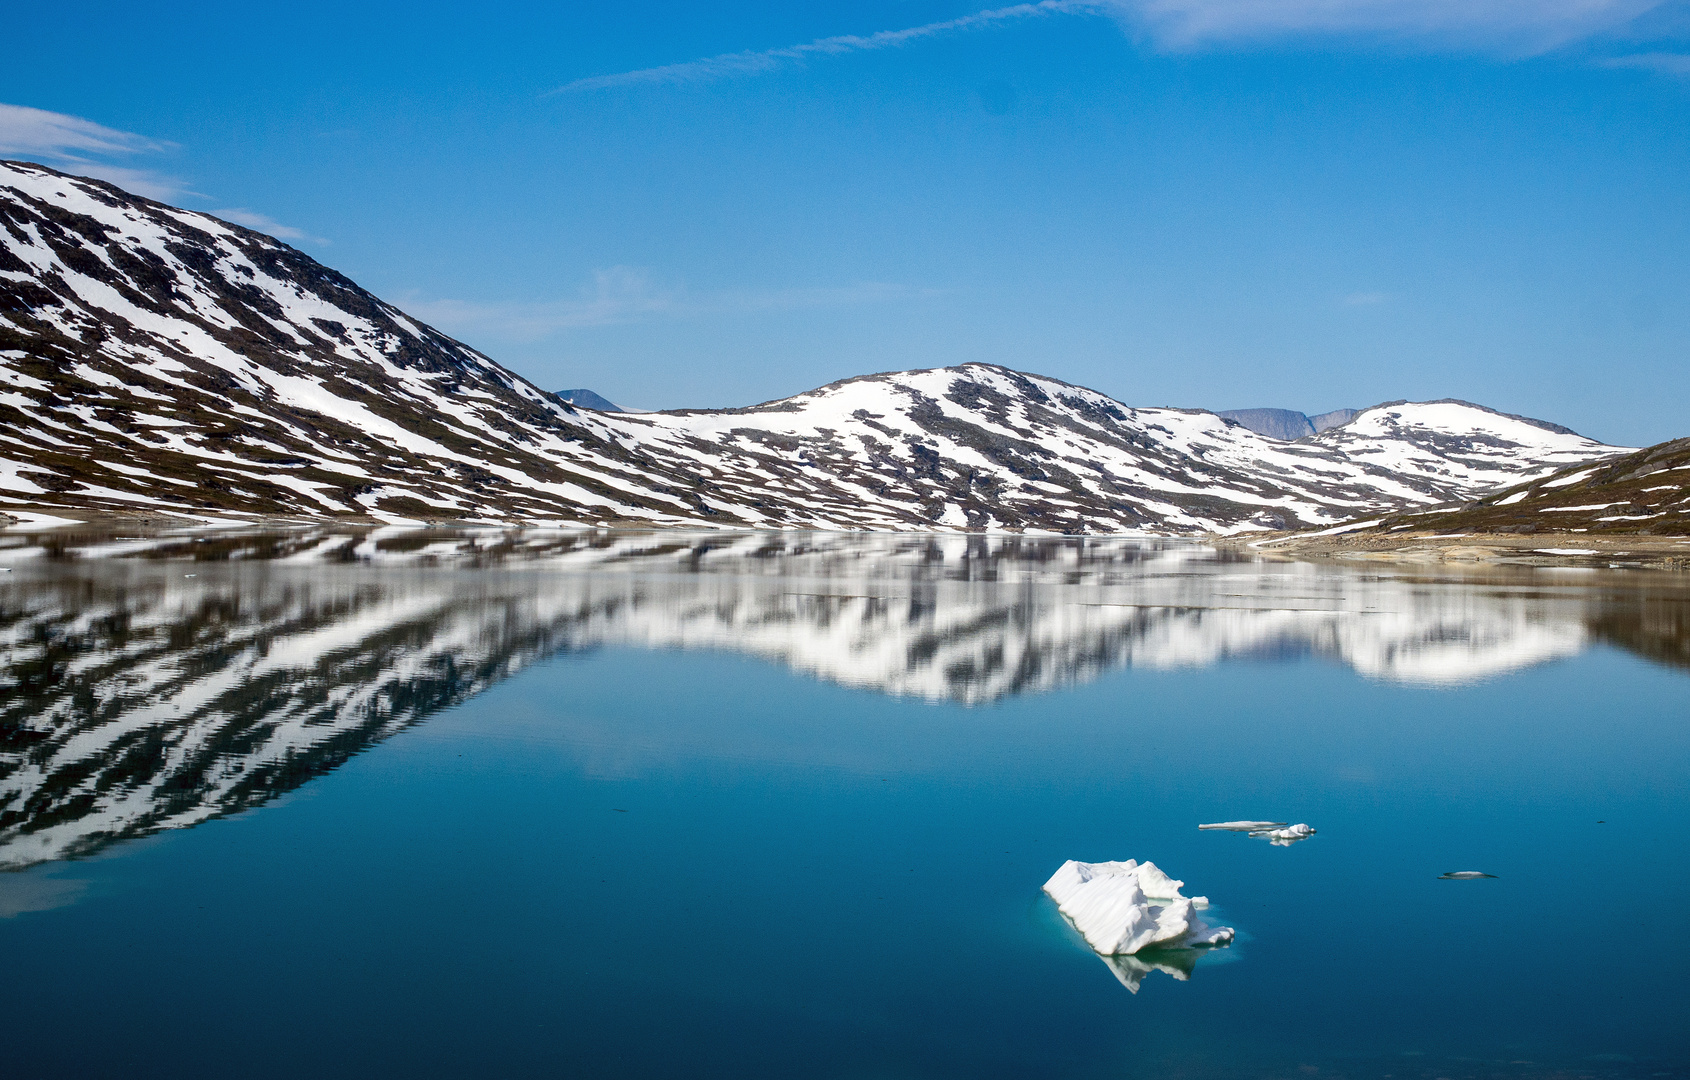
[2,526,1687,870]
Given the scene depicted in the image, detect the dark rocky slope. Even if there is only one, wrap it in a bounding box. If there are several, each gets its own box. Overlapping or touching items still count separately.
[1331,437,1690,538]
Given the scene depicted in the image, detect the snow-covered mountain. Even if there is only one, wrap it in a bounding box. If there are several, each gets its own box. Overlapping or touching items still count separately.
[1325,435,1690,538]
[0,161,1628,534]
[4,527,1683,870]
[0,160,726,526]
[601,376,1620,533]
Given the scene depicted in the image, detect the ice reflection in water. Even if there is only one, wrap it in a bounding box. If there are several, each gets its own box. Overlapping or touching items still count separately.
[1099,949,1202,994]
[1,526,1687,870]
[1200,822,1317,846]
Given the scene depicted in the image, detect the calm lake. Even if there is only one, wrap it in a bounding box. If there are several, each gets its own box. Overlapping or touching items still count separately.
[1,528,1686,1079]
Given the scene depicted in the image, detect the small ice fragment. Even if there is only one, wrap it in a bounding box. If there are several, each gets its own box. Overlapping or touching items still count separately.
[1200,821,1314,845]
[1249,823,1316,846]
[1042,859,1234,956]
[1438,871,1497,880]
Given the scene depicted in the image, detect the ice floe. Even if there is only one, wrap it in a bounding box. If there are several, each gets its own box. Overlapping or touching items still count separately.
[1199,820,1317,845]
[1438,871,1497,880]
[1043,859,1234,956]
[1254,823,1316,846]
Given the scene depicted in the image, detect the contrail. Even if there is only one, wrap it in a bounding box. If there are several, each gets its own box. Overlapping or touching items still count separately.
[551,1,1102,93]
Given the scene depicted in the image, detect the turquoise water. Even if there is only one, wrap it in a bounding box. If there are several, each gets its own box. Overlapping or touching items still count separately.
[0,531,1686,1078]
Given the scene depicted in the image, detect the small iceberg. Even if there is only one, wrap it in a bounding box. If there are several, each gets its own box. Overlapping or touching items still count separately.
[1199,820,1316,846]
[1043,859,1234,957]
[1438,871,1497,880]
[1197,821,1286,832]
[1254,823,1315,846]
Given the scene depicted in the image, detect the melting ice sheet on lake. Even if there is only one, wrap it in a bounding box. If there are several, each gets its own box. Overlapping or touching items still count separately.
[1043,859,1234,959]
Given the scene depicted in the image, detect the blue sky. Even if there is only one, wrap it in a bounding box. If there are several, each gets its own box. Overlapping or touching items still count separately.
[4,2,1689,444]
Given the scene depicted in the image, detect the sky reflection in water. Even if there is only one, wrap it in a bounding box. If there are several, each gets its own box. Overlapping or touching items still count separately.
[0,529,1686,1079]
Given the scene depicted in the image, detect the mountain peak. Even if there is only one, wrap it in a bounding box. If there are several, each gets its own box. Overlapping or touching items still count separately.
[555,388,622,412]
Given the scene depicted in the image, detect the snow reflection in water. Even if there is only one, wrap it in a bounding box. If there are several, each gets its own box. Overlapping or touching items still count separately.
[1,526,1686,870]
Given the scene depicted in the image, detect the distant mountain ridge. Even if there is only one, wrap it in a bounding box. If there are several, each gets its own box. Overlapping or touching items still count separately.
[1217,407,1359,441]
[0,161,1630,534]
[556,388,622,412]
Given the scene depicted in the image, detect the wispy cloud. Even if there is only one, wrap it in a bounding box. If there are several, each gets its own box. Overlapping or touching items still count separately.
[1117,0,1669,51]
[552,1,1092,93]
[0,102,326,242]
[62,164,198,203]
[0,102,169,159]
[211,207,327,245]
[409,267,918,340]
[553,0,1673,95]
[0,102,193,200]
[1598,50,1690,73]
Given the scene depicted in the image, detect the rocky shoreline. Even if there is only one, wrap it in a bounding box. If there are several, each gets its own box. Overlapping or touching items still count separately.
[5,507,1688,572]
[1229,529,1690,571]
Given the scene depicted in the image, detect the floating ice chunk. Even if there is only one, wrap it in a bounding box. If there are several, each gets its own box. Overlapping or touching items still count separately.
[1043,859,1234,956]
[1250,823,1316,846]
[1199,820,1316,846]
[1438,871,1497,880]
[1129,860,1186,901]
